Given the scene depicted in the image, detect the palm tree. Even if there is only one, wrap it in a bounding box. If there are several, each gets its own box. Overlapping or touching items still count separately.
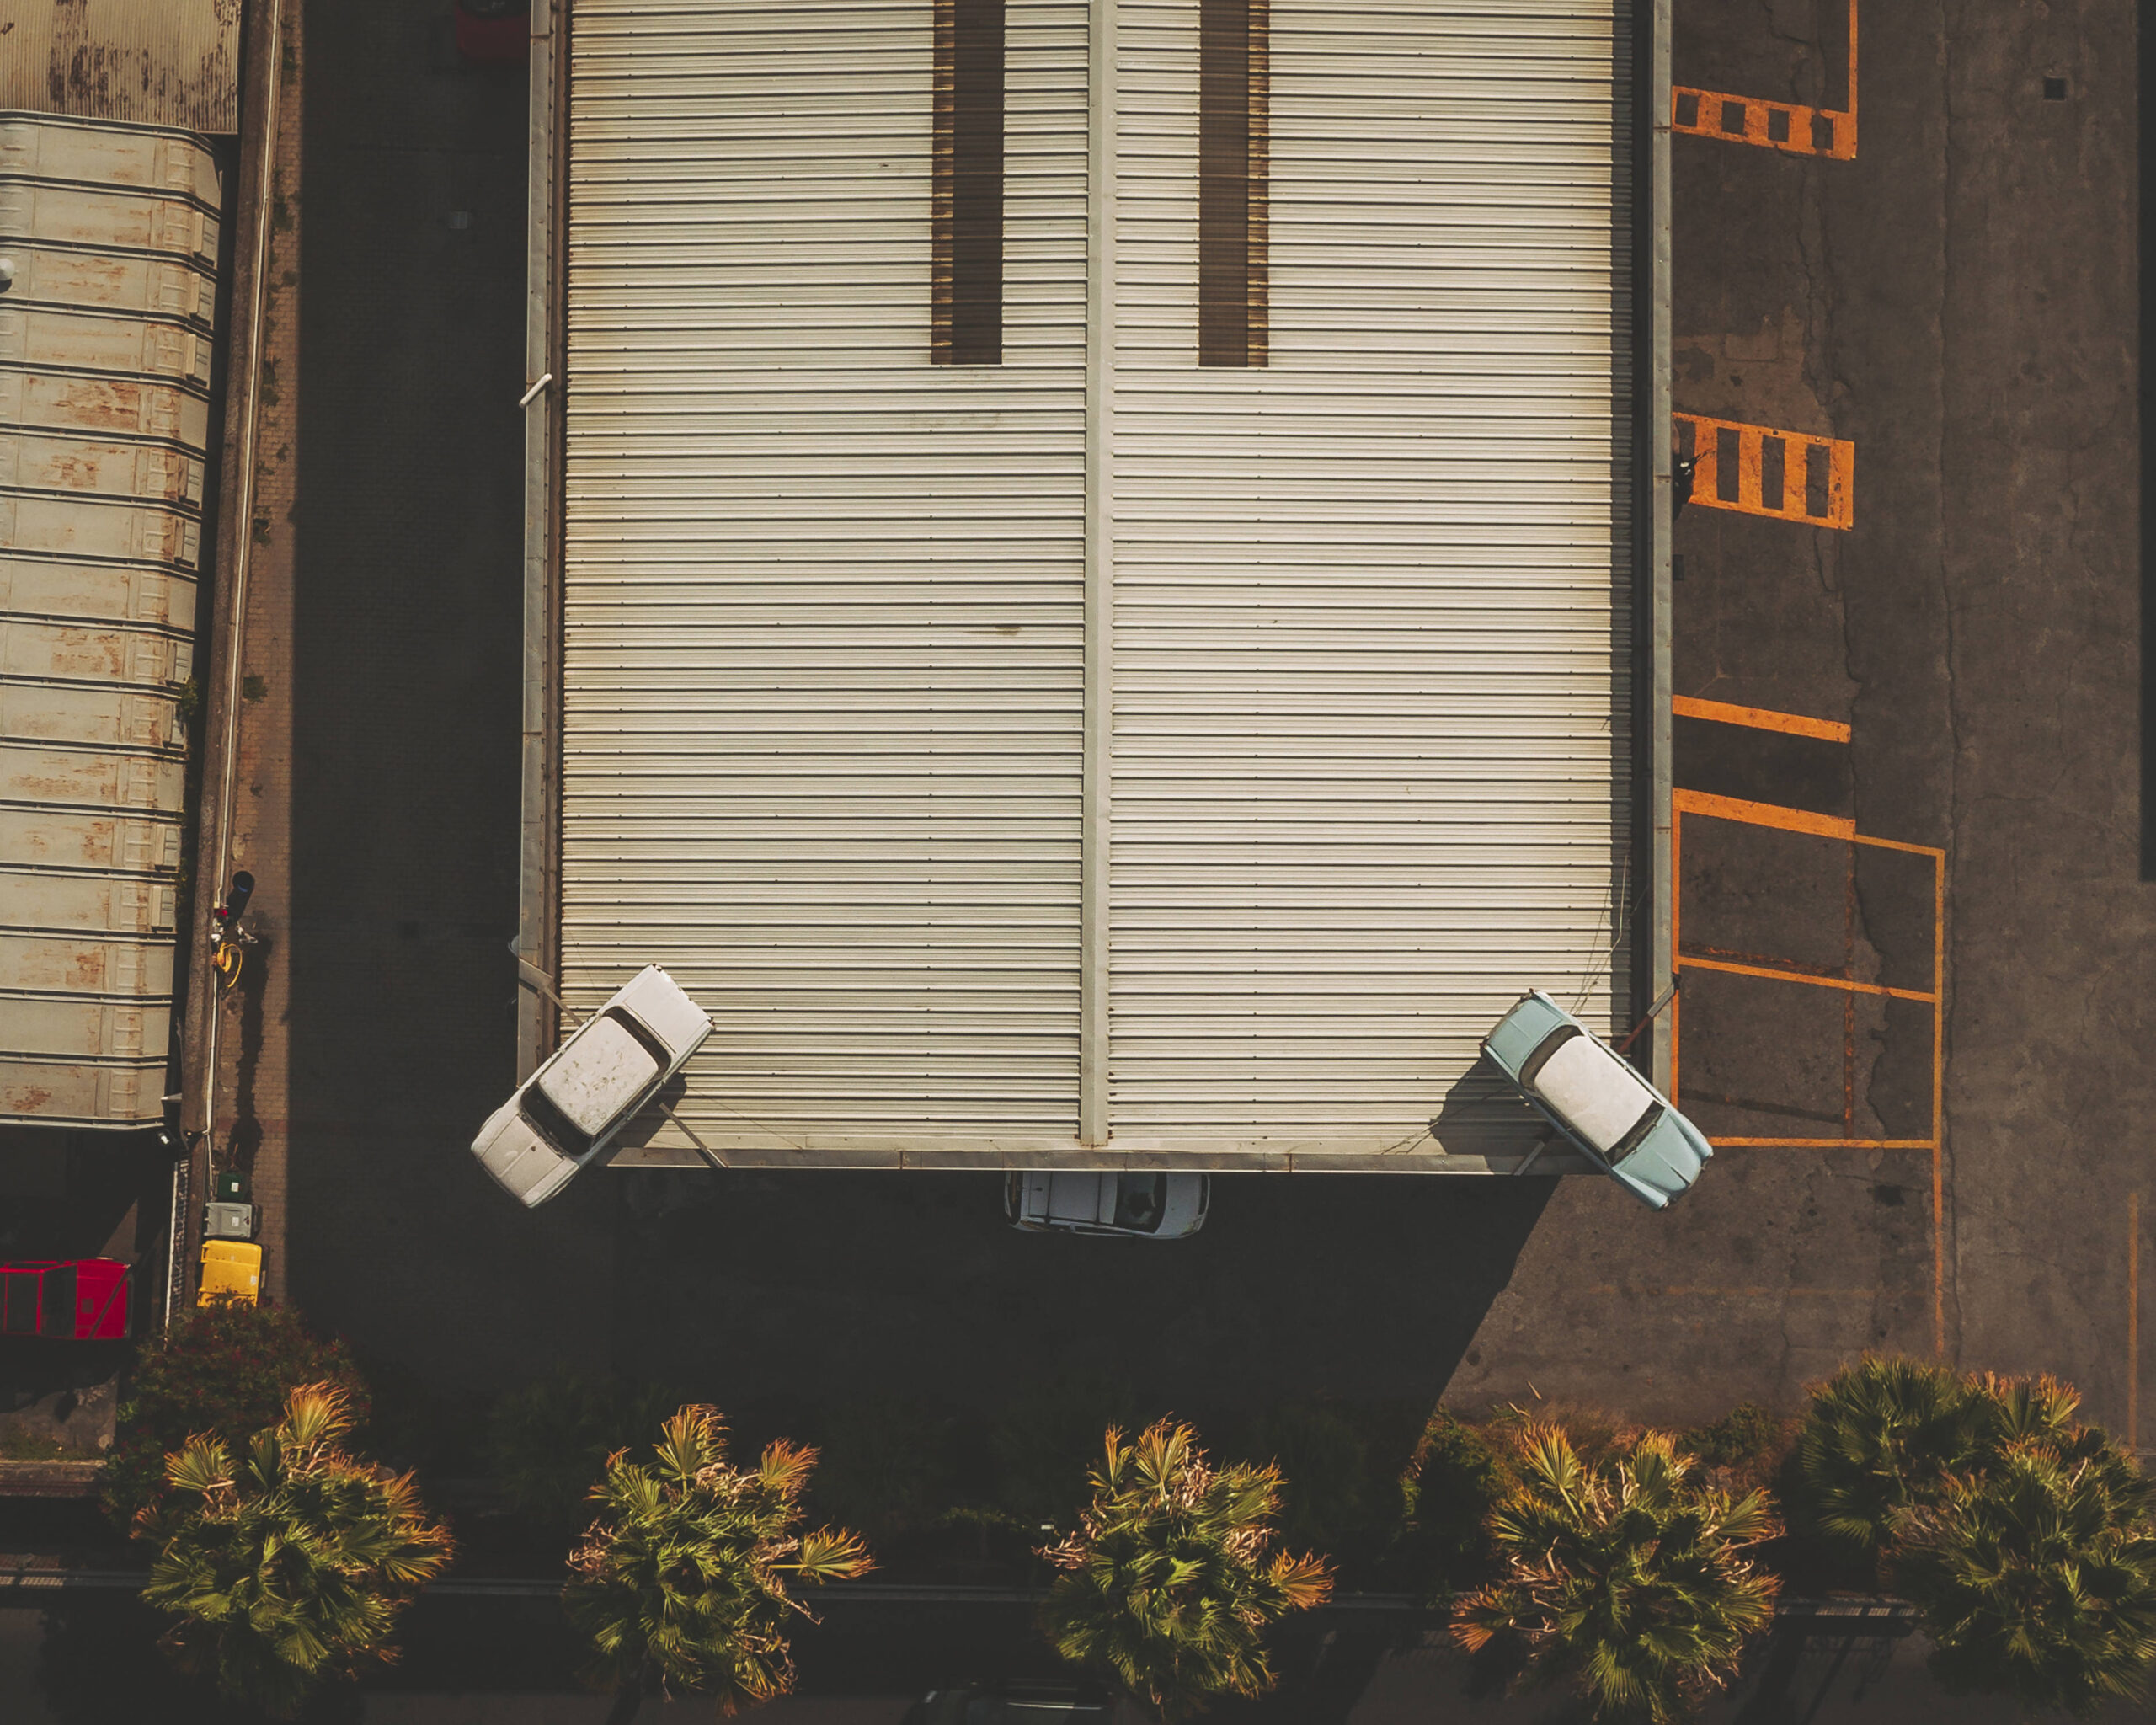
[136,1381,452,1718]
[1891,1439,2156,1716]
[1796,1356,1991,1563]
[1886,1375,2156,1717]
[1452,1422,1779,1725]
[562,1403,872,1714]
[1038,1420,1332,1721]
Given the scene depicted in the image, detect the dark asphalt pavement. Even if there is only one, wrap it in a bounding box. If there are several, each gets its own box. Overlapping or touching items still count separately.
[280,0,2146,1450]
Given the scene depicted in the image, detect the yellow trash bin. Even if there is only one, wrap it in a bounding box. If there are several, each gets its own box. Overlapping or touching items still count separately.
[197,1239,263,1306]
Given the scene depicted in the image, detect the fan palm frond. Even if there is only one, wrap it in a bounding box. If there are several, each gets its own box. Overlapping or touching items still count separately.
[138,1384,452,1718]
[563,1403,873,1713]
[1038,1419,1332,1721]
[1796,1355,1988,1562]
[1452,1422,1779,1724]
[1892,1411,2156,1715]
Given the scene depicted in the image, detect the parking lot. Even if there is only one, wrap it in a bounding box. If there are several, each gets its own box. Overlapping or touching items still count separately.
[257,0,2151,1463]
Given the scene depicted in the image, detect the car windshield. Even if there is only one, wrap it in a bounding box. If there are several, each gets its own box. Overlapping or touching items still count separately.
[520,1084,593,1158]
[1522,1026,1654,1154]
[1606,1101,1667,1166]
[1112,1173,1168,1232]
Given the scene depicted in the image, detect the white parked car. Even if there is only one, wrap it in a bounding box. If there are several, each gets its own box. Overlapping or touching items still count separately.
[1005,1171,1210,1239]
[472,965,712,1208]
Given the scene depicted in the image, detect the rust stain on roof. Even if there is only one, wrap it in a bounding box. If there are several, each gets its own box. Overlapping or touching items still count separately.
[4,0,240,133]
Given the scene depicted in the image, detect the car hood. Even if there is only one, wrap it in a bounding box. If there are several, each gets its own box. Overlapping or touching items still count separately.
[1609,1112,1713,1210]
[472,1103,579,1208]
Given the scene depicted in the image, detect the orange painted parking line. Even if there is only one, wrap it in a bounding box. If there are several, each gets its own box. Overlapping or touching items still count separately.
[1671,789,1950,1352]
[1678,413,1854,529]
[1674,0,1857,160]
[1588,1284,1884,1299]
[1855,830,1945,858]
[1673,695,1852,741]
[1932,850,1945,1357]
[1678,953,1935,1003]
[1673,787,1855,840]
[1713,1138,1934,1150]
[2131,1192,2141,1450]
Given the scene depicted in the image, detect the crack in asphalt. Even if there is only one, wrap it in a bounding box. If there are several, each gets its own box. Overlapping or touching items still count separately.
[1935,0,1964,1361]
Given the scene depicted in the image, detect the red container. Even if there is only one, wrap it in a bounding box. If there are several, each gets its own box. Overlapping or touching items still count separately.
[455,0,530,64]
[0,1259,131,1339]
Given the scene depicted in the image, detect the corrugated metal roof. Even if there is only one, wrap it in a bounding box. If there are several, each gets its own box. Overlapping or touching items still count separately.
[0,110,218,1127]
[0,2,243,135]
[557,0,1631,1167]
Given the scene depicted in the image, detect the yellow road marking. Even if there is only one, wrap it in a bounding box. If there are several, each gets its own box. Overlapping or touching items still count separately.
[1673,694,1851,742]
[1673,0,1857,160]
[1678,412,1854,529]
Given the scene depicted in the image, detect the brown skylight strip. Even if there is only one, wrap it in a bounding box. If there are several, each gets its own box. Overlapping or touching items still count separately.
[933,0,1005,365]
[1198,0,1268,366]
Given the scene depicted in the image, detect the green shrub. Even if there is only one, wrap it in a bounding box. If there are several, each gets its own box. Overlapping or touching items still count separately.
[1396,1407,1513,1599]
[484,1371,678,1530]
[1680,1401,1796,1492]
[0,1424,71,1461]
[988,1374,1141,1531]
[1241,1402,1373,1556]
[104,1301,368,1529]
[807,1397,960,1546]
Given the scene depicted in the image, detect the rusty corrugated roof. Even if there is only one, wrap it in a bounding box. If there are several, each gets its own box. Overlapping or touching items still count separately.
[0,0,242,135]
[0,110,220,1127]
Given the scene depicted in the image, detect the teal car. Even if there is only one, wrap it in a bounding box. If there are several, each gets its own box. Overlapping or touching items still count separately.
[1481,990,1712,1209]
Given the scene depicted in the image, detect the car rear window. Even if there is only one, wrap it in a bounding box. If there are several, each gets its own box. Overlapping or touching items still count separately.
[1113,1173,1168,1232]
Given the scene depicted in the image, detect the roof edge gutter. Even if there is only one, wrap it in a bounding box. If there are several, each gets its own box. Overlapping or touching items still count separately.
[517,0,568,1081]
[1642,0,1674,1093]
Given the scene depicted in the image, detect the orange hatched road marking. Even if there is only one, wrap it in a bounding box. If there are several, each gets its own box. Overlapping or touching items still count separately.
[1678,413,1854,530]
[1674,0,1858,160]
[1673,695,1851,742]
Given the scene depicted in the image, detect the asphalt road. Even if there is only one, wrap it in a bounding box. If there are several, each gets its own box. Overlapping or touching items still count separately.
[278,0,2146,1455]
[11,1598,2152,1724]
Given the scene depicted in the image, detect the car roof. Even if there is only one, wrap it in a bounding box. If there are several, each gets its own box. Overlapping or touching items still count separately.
[1531,1032,1654,1154]
[535,1015,661,1138]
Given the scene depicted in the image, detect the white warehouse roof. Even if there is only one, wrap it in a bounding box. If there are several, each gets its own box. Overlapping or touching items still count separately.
[528,0,1651,1170]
